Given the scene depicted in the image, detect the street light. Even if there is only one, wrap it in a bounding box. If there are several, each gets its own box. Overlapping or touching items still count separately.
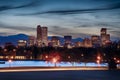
[4,49,7,52]
[53,58,57,67]
[81,54,84,57]
[96,55,101,67]
[13,49,16,52]
[97,56,101,60]
[68,56,71,59]
[114,57,116,60]
[45,55,48,58]
[8,60,12,68]
[117,60,120,63]
[96,60,100,64]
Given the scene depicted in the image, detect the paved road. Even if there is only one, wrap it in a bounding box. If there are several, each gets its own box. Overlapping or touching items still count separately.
[0,67,120,80]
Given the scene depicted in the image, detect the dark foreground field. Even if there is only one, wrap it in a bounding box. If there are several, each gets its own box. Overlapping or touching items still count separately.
[0,70,120,80]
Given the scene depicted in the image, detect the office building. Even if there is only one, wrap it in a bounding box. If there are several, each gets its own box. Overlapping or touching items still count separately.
[100,28,111,46]
[83,38,92,48]
[64,36,72,44]
[18,40,27,47]
[64,36,72,48]
[51,36,60,47]
[37,25,48,47]
[91,35,101,47]
[28,36,35,46]
[75,41,84,47]
[101,28,107,35]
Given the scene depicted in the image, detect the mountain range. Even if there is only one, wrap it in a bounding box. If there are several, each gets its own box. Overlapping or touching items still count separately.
[0,34,83,46]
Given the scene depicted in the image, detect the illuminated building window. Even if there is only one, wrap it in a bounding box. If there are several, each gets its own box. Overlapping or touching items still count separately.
[0,56,3,59]
[15,56,26,59]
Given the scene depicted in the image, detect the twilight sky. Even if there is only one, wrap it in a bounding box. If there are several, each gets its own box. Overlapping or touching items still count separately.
[0,0,120,39]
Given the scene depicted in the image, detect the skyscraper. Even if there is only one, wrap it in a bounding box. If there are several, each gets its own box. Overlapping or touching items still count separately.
[101,28,107,45]
[64,36,72,44]
[91,35,101,47]
[100,28,111,46]
[28,36,35,46]
[37,25,42,41]
[106,34,110,41]
[64,36,72,48]
[83,38,92,48]
[101,28,107,35]
[37,25,48,47]
[51,36,60,47]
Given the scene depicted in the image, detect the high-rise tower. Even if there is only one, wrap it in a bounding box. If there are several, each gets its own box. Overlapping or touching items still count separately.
[100,28,110,46]
[101,28,107,35]
[37,25,48,47]
[101,28,107,45]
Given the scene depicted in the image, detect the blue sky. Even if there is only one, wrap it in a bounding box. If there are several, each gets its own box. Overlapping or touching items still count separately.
[0,0,120,39]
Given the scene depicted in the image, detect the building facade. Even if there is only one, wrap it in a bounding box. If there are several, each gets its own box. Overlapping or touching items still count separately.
[100,28,111,46]
[83,38,92,48]
[18,40,27,47]
[51,36,60,47]
[64,36,72,48]
[91,35,101,47]
[28,36,35,46]
[37,25,48,47]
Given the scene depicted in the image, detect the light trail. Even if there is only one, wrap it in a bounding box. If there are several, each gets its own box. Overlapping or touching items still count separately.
[0,67,108,72]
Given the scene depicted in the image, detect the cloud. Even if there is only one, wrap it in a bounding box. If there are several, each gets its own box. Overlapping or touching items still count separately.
[49,30,92,38]
[0,5,13,11]
[16,1,120,16]
[75,23,107,28]
[49,26,73,34]
[49,26,92,38]
[0,32,12,36]
[0,0,37,12]
[0,23,36,31]
[43,2,120,14]
[95,23,115,27]
[109,30,120,37]
[76,24,95,28]
[0,0,120,40]
[107,2,120,10]
[0,0,120,16]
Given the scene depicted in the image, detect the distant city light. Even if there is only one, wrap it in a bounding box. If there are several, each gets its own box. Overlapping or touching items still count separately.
[53,58,57,63]
[13,49,16,52]
[114,57,117,60]
[4,49,7,52]
[97,56,101,60]
[96,60,100,64]
[117,60,120,63]
[81,54,84,57]
[45,55,48,58]
[68,56,71,59]
[8,60,12,63]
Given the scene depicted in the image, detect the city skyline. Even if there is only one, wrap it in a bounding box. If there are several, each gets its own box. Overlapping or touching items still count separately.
[0,27,112,48]
[0,0,120,40]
